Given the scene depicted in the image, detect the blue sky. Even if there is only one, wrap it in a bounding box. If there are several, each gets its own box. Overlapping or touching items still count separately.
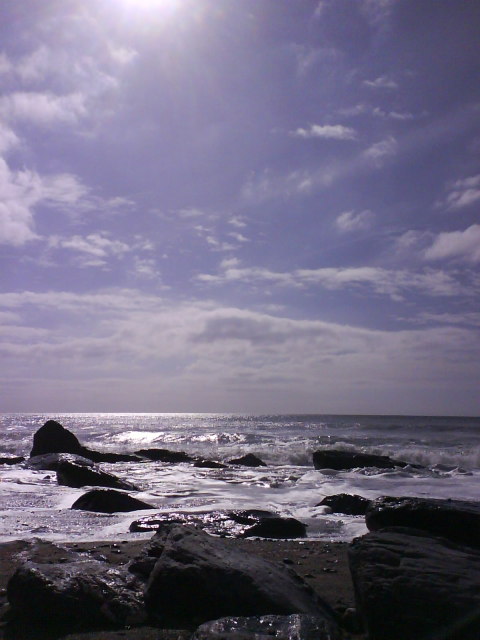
[1,0,479,414]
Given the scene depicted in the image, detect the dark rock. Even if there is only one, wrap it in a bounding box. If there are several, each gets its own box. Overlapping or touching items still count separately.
[317,493,371,516]
[135,448,195,463]
[7,556,146,633]
[26,452,94,470]
[348,528,480,640]
[0,455,25,465]
[312,449,412,471]
[144,524,334,628]
[80,448,142,463]
[228,453,267,467]
[30,419,83,457]
[193,458,227,468]
[193,613,342,640]
[365,496,480,548]
[57,460,138,490]
[130,509,306,539]
[71,489,155,513]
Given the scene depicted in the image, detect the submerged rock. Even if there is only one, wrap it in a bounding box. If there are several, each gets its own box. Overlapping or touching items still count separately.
[312,449,415,471]
[135,448,196,463]
[0,455,25,465]
[26,452,94,470]
[193,458,227,468]
[144,524,334,627]
[348,527,480,640]
[228,453,267,467]
[365,496,480,547]
[193,613,342,640]
[71,489,155,513]
[241,517,307,539]
[57,460,138,490]
[317,493,371,516]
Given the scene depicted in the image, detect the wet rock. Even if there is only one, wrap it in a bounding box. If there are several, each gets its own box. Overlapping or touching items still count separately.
[30,419,83,457]
[317,493,371,516]
[241,517,307,539]
[0,455,25,465]
[228,453,267,467]
[57,460,138,490]
[7,556,146,633]
[26,452,94,470]
[144,524,334,627]
[349,528,480,640]
[71,489,155,513]
[193,458,227,468]
[366,496,480,548]
[312,449,413,471]
[135,448,196,463]
[80,449,142,463]
[192,613,342,640]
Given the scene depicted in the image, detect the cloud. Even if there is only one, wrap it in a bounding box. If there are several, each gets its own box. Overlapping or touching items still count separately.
[49,232,131,267]
[0,122,19,154]
[0,91,87,126]
[444,175,480,210]
[363,75,398,89]
[335,209,375,232]
[293,124,357,140]
[363,136,397,164]
[424,225,480,263]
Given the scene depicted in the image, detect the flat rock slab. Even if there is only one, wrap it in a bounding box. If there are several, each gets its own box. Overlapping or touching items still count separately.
[144,525,335,628]
[365,496,480,548]
[57,460,138,490]
[348,528,480,640]
[71,489,155,513]
[0,455,25,465]
[26,452,95,470]
[193,614,342,640]
[135,448,196,463]
[312,449,413,471]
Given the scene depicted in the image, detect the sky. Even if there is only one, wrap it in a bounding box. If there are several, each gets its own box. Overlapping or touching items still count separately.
[1,0,479,415]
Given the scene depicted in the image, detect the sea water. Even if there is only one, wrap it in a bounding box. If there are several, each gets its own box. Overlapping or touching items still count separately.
[0,413,479,543]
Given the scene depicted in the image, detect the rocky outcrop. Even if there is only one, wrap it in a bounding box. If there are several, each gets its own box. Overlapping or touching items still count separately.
[192,613,342,640]
[312,449,415,471]
[317,493,371,515]
[0,455,25,465]
[348,528,480,640]
[7,554,146,633]
[135,448,196,463]
[130,509,306,539]
[228,453,267,467]
[80,449,142,463]
[365,496,480,548]
[71,489,154,513]
[56,460,138,490]
[144,524,334,628]
[26,452,94,470]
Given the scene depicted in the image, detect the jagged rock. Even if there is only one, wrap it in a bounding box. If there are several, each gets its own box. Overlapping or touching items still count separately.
[312,449,414,471]
[317,494,371,516]
[7,555,146,633]
[71,489,155,513]
[135,448,196,463]
[193,458,227,468]
[144,524,334,628]
[348,528,480,640]
[56,460,138,490]
[26,452,94,470]
[228,453,267,467]
[0,455,25,465]
[130,509,306,539]
[30,420,83,457]
[365,496,480,547]
[193,613,342,640]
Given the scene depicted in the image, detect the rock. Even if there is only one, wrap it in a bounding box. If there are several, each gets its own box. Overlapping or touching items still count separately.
[365,496,480,548]
[130,509,306,539]
[0,455,25,465]
[26,452,94,470]
[7,556,146,633]
[317,494,371,516]
[193,613,342,640]
[135,448,195,463]
[312,449,413,471]
[348,528,480,640]
[228,453,267,467]
[144,524,334,628]
[80,448,142,463]
[71,489,155,513]
[193,458,227,468]
[56,460,138,490]
[30,419,83,457]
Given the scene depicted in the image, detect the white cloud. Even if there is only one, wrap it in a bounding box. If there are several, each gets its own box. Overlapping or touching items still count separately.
[363,75,398,89]
[424,225,480,263]
[293,124,357,140]
[0,91,87,126]
[228,216,246,228]
[335,209,375,232]
[228,231,249,243]
[363,136,397,164]
[444,175,480,210]
[0,122,19,154]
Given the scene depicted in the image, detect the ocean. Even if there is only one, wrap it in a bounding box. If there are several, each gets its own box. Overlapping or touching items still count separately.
[1,413,479,543]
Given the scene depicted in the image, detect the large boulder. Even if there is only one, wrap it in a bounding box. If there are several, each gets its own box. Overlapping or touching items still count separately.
[7,556,146,633]
[365,496,480,548]
[317,493,371,516]
[312,449,414,471]
[144,524,334,628]
[56,460,138,490]
[348,528,480,640]
[71,489,154,513]
[193,614,342,640]
[30,420,82,457]
[228,453,267,467]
